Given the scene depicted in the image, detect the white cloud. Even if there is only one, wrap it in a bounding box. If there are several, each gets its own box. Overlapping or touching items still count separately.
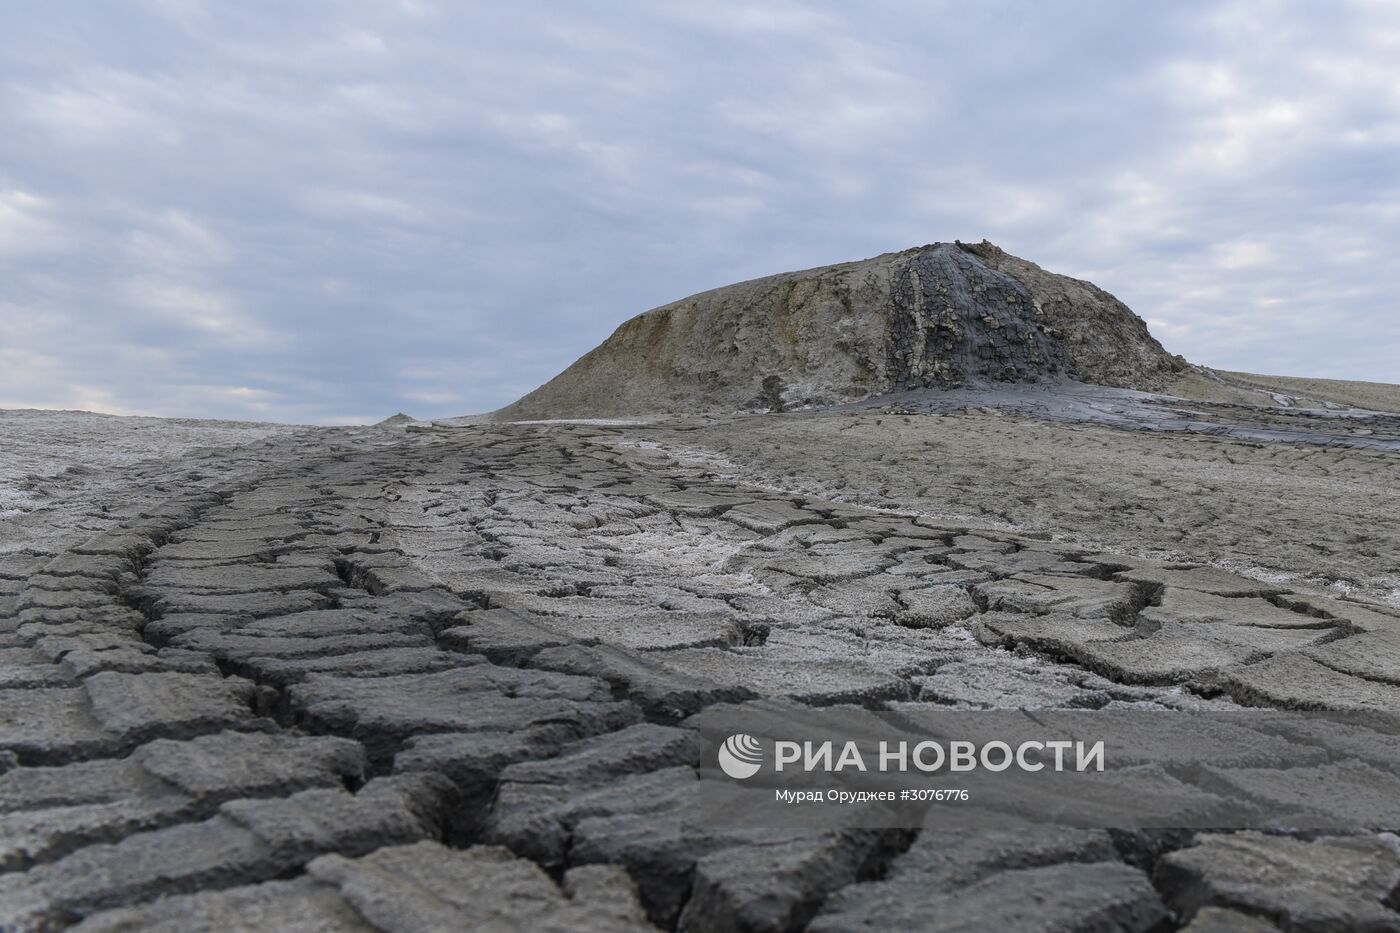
[121,278,271,345]
[125,211,232,267]
[300,188,425,224]
[1214,240,1272,270]
[12,70,183,145]
[0,189,67,256]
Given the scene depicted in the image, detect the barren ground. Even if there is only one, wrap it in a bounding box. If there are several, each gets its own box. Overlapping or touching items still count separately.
[2,398,1399,931]
[1212,370,1400,412]
[675,409,1400,606]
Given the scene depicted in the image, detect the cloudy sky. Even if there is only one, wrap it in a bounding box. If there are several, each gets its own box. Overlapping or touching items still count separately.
[2,1,1398,423]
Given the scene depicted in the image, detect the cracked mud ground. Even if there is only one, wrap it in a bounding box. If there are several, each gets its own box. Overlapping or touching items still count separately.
[3,407,1400,931]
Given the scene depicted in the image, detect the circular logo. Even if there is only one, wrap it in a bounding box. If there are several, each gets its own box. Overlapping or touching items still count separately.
[718,733,764,779]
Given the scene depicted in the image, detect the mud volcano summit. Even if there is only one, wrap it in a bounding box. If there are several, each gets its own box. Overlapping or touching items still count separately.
[501,240,1186,419]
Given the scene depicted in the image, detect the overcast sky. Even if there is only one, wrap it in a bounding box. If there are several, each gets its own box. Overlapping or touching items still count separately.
[2,1,1398,423]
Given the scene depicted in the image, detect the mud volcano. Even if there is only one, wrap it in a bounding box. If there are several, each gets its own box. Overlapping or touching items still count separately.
[500,240,1184,419]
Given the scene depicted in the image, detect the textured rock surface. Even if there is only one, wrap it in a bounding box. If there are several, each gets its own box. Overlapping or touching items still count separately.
[1157,831,1400,930]
[2,397,1398,930]
[499,241,1183,418]
[810,829,1167,932]
[962,241,1184,392]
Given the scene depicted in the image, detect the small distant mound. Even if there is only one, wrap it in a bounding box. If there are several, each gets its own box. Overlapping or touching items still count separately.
[497,241,1185,419]
[376,412,416,426]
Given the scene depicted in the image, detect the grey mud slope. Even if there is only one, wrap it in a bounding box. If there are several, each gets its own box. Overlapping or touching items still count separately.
[500,240,1183,420]
[2,408,1400,931]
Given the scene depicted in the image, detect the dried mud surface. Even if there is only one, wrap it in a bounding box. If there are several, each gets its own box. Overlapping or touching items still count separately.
[2,400,1399,931]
